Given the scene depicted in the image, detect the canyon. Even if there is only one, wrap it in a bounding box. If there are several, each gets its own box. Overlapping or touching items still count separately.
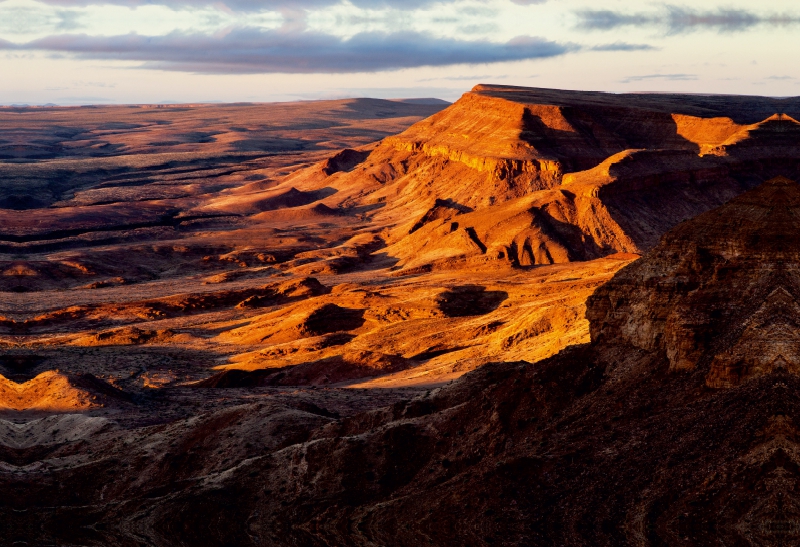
[2,86,800,545]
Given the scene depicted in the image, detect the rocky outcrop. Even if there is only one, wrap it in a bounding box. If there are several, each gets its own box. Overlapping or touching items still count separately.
[589,176,800,387]
[0,370,124,412]
[384,187,638,271]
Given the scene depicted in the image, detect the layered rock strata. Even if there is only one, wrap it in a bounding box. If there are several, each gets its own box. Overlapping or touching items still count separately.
[8,90,800,546]
[283,86,800,272]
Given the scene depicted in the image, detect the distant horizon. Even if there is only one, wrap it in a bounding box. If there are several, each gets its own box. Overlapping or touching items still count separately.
[0,96,454,107]
[6,85,800,108]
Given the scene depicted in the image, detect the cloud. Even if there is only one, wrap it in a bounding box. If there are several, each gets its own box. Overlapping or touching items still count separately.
[591,42,656,52]
[25,0,463,11]
[11,29,573,74]
[665,8,761,32]
[577,6,800,34]
[620,73,697,83]
[575,10,653,31]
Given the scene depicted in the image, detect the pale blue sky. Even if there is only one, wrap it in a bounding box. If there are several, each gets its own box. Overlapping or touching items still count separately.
[2,0,800,104]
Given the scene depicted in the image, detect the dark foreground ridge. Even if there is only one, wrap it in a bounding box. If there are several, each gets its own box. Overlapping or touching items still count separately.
[0,177,798,546]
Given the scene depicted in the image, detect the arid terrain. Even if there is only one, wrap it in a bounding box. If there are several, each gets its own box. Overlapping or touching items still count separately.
[3,86,800,545]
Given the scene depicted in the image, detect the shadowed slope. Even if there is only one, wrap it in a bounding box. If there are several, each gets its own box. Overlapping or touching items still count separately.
[589,176,800,386]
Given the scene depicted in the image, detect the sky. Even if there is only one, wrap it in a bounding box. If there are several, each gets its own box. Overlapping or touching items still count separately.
[2,0,800,104]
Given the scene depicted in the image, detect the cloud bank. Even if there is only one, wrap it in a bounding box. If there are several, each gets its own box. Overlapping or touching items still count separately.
[577,6,800,34]
[20,0,462,11]
[10,29,573,73]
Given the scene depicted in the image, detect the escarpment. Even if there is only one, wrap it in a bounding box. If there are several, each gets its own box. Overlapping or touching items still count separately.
[196,177,800,547]
[280,86,800,272]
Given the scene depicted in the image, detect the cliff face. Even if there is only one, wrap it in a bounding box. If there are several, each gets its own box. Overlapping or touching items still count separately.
[223,177,800,547]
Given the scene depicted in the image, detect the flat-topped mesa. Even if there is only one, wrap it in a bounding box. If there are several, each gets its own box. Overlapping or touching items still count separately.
[360,93,578,216]
[296,87,714,219]
[587,177,800,387]
[370,87,704,198]
[277,86,800,273]
[380,91,611,183]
